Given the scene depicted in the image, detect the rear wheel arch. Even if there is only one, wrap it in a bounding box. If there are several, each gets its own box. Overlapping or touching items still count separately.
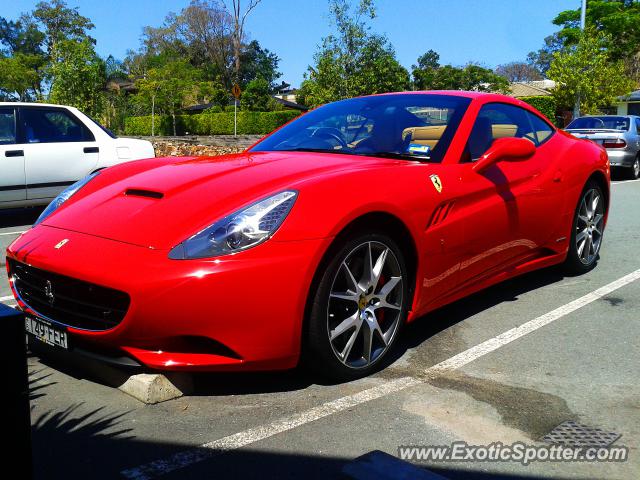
[586,170,610,215]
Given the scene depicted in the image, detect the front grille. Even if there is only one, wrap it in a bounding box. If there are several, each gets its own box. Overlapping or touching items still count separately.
[8,259,130,331]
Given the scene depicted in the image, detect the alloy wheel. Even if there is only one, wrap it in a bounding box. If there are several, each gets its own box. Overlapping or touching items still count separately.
[326,241,404,369]
[575,188,604,265]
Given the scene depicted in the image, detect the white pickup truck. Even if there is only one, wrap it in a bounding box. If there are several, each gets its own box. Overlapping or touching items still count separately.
[0,102,154,208]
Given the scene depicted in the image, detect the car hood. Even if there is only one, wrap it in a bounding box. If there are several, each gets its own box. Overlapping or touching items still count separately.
[42,151,393,250]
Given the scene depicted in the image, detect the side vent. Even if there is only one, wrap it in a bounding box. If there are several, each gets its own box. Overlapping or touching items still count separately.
[426,201,455,229]
[124,188,164,199]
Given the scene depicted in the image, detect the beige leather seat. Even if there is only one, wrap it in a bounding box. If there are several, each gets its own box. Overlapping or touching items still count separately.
[534,130,552,142]
[491,124,518,138]
[402,125,447,149]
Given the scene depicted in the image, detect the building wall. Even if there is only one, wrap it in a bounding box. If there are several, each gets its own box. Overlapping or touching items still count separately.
[617,102,640,115]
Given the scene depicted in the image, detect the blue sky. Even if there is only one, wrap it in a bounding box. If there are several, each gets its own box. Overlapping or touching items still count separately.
[3,0,578,86]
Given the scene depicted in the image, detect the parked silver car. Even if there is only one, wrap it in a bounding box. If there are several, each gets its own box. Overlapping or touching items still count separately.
[565,115,640,179]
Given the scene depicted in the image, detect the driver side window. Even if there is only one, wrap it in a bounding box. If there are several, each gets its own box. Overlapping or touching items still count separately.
[462,103,538,162]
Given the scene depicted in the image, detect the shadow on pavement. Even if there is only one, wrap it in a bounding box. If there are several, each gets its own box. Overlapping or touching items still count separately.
[28,368,56,401]
[387,265,568,368]
[30,404,572,480]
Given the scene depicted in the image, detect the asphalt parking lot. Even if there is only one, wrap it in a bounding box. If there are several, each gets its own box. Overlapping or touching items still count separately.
[2,178,639,480]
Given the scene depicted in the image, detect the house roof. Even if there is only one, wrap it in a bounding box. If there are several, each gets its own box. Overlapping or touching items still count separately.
[509,82,552,98]
[618,90,640,102]
[184,102,216,112]
[272,96,308,111]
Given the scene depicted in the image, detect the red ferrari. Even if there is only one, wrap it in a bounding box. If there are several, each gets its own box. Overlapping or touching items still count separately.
[6,92,609,380]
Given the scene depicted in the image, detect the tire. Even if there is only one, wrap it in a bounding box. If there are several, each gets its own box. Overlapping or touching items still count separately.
[629,156,640,180]
[305,232,409,381]
[564,180,606,275]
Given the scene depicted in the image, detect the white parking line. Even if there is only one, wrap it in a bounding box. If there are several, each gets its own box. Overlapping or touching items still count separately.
[0,230,26,236]
[121,267,640,480]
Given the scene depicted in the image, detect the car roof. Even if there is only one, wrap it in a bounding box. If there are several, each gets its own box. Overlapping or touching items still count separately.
[575,114,638,118]
[0,102,75,109]
[369,90,510,100]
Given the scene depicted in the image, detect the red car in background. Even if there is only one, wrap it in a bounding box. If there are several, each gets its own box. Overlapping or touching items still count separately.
[6,91,609,380]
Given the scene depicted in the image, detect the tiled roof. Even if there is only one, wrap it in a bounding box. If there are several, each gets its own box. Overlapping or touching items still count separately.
[509,82,552,98]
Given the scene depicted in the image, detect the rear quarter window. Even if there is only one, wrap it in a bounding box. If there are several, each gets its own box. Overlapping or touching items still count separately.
[526,111,554,145]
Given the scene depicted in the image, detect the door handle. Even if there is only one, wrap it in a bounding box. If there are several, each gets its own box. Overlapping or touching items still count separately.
[83,146,99,154]
[5,150,24,157]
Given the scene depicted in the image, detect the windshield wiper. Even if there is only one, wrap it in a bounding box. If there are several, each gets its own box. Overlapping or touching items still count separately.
[363,151,431,162]
[276,147,359,155]
[274,148,432,162]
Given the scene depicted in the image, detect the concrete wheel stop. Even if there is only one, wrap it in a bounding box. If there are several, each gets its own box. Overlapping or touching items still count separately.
[28,340,193,404]
[118,372,193,404]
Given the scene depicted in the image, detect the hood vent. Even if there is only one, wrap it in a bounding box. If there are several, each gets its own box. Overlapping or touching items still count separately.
[124,188,164,199]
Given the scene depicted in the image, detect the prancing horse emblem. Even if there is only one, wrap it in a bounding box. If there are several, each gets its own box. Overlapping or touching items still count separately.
[54,239,69,249]
[430,174,443,193]
[44,280,55,306]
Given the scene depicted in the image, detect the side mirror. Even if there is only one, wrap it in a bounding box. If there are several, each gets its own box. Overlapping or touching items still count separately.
[472,137,536,173]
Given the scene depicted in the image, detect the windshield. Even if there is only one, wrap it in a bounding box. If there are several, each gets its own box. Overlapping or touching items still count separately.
[567,116,630,131]
[251,94,471,163]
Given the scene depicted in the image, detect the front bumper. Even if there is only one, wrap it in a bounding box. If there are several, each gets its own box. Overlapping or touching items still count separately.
[7,226,329,371]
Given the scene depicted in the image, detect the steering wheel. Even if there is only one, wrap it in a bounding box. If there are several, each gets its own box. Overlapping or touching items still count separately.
[311,127,348,149]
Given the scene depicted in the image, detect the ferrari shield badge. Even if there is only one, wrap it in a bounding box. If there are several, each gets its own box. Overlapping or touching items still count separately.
[429,174,443,193]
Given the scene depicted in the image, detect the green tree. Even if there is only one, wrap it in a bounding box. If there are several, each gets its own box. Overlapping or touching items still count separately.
[134,60,211,135]
[547,29,634,114]
[0,16,46,99]
[412,51,509,93]
[48,38,106,117]
[553,0,640,61]
[238,40,280,90]
[298,0,409,107]
[0,53,41,100]
[134,1,278,91]
[32,0,95,55]
[0,0,96,100]
[526,33,564,77]
[241,77,274,110]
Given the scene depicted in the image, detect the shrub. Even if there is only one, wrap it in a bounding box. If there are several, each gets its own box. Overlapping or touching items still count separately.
[123,115,173,136]
[123,110,300,136]
[519,96,558,125]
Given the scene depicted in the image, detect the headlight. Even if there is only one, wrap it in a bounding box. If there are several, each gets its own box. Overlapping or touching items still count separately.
[168,191,298,260]
[34,171,100,226]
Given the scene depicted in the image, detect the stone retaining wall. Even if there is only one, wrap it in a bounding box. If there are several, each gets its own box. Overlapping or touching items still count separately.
[130,135,264,157]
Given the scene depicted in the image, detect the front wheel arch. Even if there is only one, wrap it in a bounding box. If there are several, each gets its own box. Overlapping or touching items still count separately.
[304,211,418,320]
[300,212,418,376]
